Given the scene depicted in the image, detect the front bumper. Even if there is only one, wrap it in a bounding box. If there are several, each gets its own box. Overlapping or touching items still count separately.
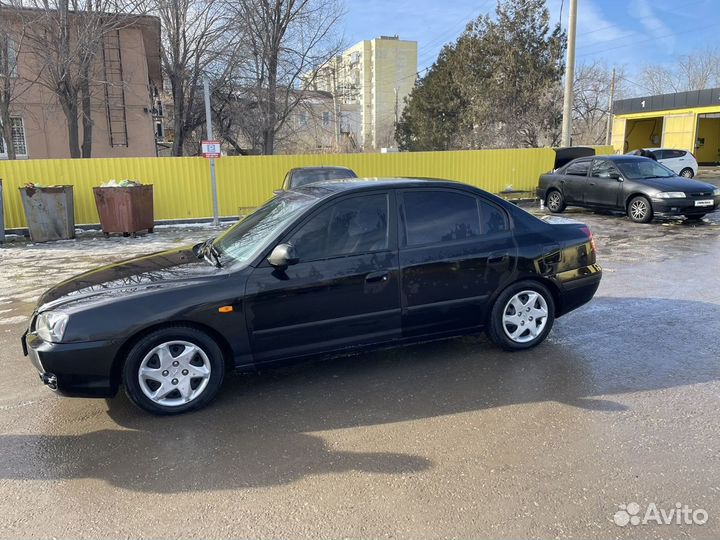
[22,331,121,397]
[651,196,720,216]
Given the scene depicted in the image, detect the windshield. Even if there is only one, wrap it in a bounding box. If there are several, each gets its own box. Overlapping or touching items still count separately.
[213,193,317,264]
[615,159,676,179]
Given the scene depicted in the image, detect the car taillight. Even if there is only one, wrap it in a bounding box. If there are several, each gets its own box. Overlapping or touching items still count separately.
[580,225,596,253]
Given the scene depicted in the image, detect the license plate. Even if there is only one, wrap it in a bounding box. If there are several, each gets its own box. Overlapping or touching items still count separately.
[695,200,713,207]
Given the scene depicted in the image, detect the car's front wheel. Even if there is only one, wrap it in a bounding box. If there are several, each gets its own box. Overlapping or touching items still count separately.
[122,326,225,415]
[545,190,566,213]
[627,195,653,223]
[487,281,556,351]
[679,167,694,178]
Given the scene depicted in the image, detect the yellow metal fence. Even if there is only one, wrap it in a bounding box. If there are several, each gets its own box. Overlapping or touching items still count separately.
[0,147,613,230]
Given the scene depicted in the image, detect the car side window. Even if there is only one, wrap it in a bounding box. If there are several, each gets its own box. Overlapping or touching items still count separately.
[565,161,590,176]
[654,150,666,160]
[666,150,683,159]
[402,190,481,247]
[289,194,389,261]
[479,200,509,234]
[590,160,618,178]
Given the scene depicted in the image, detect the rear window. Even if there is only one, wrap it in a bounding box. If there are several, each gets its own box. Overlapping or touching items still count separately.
[290,168,357,188]
[565,161,590,176]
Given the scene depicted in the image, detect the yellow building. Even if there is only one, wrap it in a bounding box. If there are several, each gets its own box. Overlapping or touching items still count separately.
[308,36,418,151]
[611,88,720,164]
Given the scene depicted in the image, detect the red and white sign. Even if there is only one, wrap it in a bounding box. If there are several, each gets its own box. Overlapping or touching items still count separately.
[201,140,221,158]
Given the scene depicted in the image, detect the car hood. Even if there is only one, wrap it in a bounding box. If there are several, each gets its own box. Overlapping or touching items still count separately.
[636,176,715,193]
[37,245,226,311]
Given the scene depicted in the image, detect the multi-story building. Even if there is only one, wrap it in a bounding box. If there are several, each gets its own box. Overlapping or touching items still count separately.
[308,36,418,151]
[0,7,162,160]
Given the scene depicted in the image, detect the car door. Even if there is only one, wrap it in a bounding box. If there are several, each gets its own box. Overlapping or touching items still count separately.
[666,150,688,174]
[586,159,623,208]
[560,159,591,204]
[398,188,516,338]
[244,191,401,362]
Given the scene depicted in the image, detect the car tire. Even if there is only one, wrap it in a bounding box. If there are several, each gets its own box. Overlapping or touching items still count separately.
[684,213,706,220]
[545,190,566,213]
[122,326,225,415]
[679,168,694,178]
[487,281,556,351]
[627,195,653,223]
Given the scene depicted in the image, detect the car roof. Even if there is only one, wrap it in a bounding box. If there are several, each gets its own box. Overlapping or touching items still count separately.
[592,155,652,162]
[288,166,355,173]
[289,177,461,197]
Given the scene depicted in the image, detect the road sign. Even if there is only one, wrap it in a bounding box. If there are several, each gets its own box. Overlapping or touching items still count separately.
[201,140,221,158]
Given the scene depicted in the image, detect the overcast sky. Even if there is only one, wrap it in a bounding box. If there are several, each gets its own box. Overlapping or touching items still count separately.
[342,0,718,93]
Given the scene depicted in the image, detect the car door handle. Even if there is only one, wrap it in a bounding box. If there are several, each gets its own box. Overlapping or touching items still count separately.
[589,181,596,186]
[488,252,509,264]
[365,270,389,283]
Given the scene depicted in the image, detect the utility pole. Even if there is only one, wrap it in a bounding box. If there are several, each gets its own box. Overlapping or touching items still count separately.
[605,67,616,145]
[203,78,220,227]
[331,64,341,152]
[561,0,577,147]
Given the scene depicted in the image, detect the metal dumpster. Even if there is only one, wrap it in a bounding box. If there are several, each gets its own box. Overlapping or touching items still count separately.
[19,185,75,242]
[93,185,154,236]
[0,180,5,244]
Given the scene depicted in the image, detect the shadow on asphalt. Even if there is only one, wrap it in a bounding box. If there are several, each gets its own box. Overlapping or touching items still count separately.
[1,296,719,492]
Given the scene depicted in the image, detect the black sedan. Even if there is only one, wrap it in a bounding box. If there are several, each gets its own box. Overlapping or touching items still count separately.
[22,179,602,415]
[538,155,720,223]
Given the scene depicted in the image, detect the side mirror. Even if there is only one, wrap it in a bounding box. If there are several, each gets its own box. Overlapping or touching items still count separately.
[267,243,299,268]
[609,172,623,181]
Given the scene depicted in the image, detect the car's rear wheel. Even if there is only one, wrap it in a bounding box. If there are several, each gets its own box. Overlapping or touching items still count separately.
[545,190,566,213]
[487,281,555,351]
[123,326,225,415]
[627,195,653,223]
[679,167,694,178]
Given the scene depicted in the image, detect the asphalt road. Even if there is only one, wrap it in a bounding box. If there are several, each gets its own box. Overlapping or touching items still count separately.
[1,207,719,539]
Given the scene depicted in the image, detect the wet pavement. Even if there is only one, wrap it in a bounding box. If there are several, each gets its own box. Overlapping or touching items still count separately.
[1,204,720,539]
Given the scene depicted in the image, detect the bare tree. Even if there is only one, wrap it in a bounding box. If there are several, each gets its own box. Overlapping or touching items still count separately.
[572,61,626,145]
[224,0,344,155]
[7,0,149,158]
[0,6,22,159]
[155,0,225,156]
[638,47,720,95]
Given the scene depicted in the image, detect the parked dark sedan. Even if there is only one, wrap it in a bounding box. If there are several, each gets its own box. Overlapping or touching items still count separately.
[538,155,720,223]
[22,179,601,415]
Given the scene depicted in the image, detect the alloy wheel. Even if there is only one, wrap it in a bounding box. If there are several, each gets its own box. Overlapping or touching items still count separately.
[502,290,549,343]
[630,199,648,221]
[547,192,562,211]
[138,340,212,407]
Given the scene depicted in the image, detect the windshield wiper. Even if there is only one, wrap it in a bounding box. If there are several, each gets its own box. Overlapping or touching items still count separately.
[206,243,223,268]
[196,238,223,268]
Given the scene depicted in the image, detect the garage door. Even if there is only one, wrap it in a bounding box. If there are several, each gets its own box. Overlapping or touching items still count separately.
[662,113,695,152]
[611,117,626,153]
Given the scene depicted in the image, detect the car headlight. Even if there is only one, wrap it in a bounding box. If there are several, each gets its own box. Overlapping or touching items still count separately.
[35,311,69,343]
[655,192,686,199]
[713,188,720,196]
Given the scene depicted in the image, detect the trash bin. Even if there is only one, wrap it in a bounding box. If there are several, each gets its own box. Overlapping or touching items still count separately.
[93,184,154,237]
[19,185,75,242]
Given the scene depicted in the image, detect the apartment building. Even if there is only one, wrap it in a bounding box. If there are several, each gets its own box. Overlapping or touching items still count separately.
[0,7,162,160]
[308,36,418,151]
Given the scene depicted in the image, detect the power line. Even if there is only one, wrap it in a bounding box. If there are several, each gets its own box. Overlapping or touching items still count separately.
[577,20,720,58]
